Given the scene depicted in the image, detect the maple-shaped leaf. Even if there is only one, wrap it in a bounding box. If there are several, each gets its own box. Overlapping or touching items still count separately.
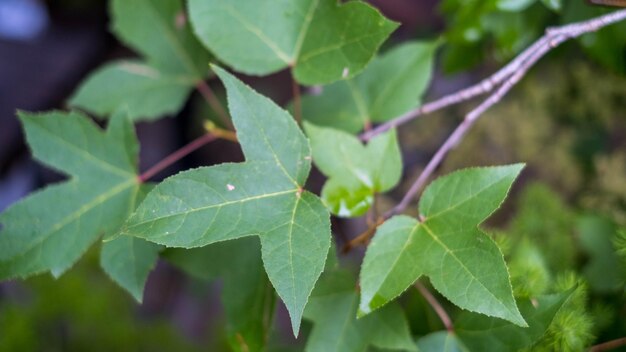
[301,41,437,133]
[304,269,416,352]
[188,0,398,85]
[305,123,402,217]
[70,0,212,121]
[455,289,574,351]
[70,61,195,121]
[110,0,210,78]
[100,184,161,303]
[359,165,527,326]
[121,66,331,336]
[0,111,140,280]
[166,237,274,352]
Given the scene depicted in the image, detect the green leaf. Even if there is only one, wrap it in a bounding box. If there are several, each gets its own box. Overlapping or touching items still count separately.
[0,111,140,279]
[110,0,211,79]
[188,0,398,85]
[305,123,402,217]
[455,290,574,352]
[301,41,437,133]
[496,0,537,12]
[121,66,331,336]
[304,270,416,352]
[359,165,526,326]
[417,332,468,352]
[166,237,274,352]
[577,215,624,293]
[69,61,195,121]
[100,236,161,303]
[100,184,161,303]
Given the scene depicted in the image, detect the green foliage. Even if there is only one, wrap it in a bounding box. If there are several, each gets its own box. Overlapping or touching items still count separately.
[455,290,574,351]
[70,0,213,121]
[577,215,625,292]
[100,236,161,303]
[530,274,595,352]
[440,0,626,73]
[3,1,626,350]
[111,0,210,78]
[70,61,194,121]
[121,67,330,335]
[188,0,398,85]
[359,165,526,326]
[303,268,416,352]
[0,248,210,352]
[0,111,140,280]
[300,41,437,133]
[417,332,468,352]
[305,123,401,217]
[165,237,274,352]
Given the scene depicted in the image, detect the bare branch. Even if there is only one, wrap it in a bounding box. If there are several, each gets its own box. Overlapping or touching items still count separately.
[360,9,626,142]
[381,9,626,219]
[414,281,454,332]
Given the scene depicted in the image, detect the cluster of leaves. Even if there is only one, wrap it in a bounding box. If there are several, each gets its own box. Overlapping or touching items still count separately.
[440,0,626,73]
[1,0,625,351]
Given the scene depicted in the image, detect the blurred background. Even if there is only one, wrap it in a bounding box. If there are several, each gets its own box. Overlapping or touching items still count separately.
[0,0,625,351]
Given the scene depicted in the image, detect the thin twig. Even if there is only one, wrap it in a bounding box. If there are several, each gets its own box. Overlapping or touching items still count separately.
[415,281,454,332]
[360,8,626,142]
[382,9,626,219]
[138,133,217,183]
[204,121,238,142]
[589,337,626,352]
[386,41,552,218]
[291,75,302,124]
[196,81,232,129]
[342,217,384,253]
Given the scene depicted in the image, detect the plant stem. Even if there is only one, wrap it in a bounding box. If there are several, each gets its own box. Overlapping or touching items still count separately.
[360,8,626,142]
[138,133,218,183]
[590,337,626,352]
[382,8,626,219]
[414,281,454,332]
[342,217,383,253]
[291,75,302,124]
[196,80,232,129]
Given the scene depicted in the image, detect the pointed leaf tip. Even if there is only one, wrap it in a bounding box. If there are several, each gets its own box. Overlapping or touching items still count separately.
[360,164,527,326]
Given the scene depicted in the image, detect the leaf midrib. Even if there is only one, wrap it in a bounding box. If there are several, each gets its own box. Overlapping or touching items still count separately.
[126,189,297,229]
[367,222,419,308]
[33,122,134,178]
[223,4,292,64]
[291,0,320,63]
[420,222,513,317]
[142,0,201,77]
[423,174,512,222]
[6,178,137,261]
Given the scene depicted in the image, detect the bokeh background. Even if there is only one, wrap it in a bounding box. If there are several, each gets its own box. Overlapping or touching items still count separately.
[1,0,625,351]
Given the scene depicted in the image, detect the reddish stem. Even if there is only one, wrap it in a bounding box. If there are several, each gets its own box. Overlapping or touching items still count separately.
[138,133,217,183]
[291,75,302,124]
[196,81,232,128]
[590,337,626,352]
[415,281,454,332]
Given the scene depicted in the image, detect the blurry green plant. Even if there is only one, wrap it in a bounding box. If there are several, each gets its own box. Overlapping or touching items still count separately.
[1,0,625,351]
